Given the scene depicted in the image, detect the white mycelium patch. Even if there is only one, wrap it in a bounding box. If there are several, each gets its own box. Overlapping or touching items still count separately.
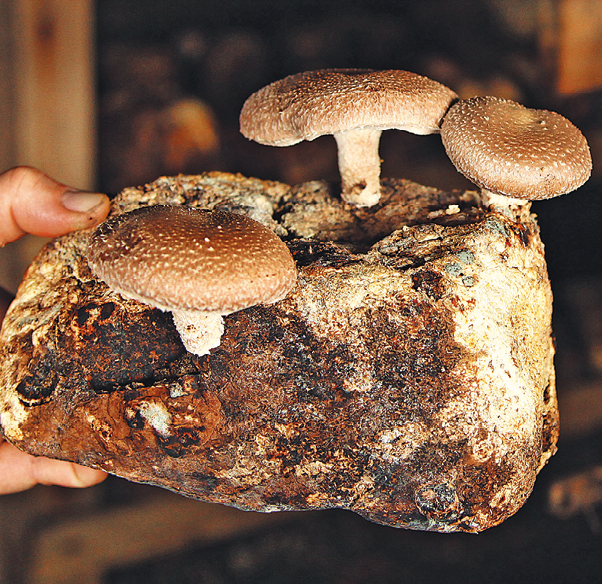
[139,400,172,436]
[446,220,550,457]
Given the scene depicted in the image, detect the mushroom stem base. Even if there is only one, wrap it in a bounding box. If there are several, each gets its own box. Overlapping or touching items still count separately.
[171,310,225,356]
[479,189,531,218]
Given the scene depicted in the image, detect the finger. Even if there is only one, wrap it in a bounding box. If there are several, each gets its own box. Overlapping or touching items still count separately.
[32,455,108,489]
[0,166,111,246]
[0,439,107,494]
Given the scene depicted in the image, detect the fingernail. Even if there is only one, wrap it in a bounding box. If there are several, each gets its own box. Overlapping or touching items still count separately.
[62,190,108,214]
[72,463,108,487]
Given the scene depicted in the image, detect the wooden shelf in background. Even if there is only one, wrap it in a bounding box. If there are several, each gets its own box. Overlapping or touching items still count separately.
[2,0,96,188]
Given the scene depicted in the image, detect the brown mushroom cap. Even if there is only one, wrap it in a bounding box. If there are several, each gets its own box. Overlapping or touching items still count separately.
[440,96,592,200]
[87,205,297,314]
[240,68,458,145]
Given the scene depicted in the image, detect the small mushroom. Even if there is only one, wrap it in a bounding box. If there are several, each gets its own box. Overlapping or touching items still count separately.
[440,96,592,208]
[240,69,458,207]
[87,205,297,356]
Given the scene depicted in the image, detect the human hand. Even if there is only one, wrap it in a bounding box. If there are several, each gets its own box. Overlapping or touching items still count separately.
[0,166,110,494]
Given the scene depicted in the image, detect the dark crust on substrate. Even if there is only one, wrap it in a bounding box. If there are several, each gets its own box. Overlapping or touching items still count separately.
[0,173,558,533]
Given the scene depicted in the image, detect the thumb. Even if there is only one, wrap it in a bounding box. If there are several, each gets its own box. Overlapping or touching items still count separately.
[0,166,111,246]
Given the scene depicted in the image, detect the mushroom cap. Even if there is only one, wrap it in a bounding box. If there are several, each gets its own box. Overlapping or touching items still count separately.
[87,205,297,314]
[440,96,592,200]
[240,69,458,146]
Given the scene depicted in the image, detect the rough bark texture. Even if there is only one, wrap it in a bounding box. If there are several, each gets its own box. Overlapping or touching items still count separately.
[0,173,558,533]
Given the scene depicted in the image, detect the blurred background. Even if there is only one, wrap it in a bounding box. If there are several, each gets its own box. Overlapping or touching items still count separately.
[0,0,601,582]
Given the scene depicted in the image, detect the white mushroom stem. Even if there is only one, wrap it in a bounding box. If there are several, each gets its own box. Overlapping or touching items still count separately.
[171,309,225,357]
[334,127,383,207]
[479,188,531,218]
